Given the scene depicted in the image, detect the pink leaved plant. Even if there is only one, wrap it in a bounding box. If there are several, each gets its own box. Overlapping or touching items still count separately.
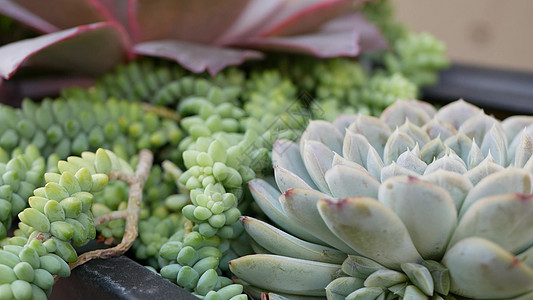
[0,0,386,85]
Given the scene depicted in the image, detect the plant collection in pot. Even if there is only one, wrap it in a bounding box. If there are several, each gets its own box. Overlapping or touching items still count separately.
[1,0,531,300]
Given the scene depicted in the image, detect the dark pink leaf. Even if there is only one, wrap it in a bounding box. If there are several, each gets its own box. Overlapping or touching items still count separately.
[0,22,132,79]
[215,0,285,45]
[240,28,360,58]
[320,12,388,53]
[261,0,367,37]
[6,0,112,30]
[133,40,262,76]
[134,0,250,43]
[0,1,58,33]
[94,0,139,42]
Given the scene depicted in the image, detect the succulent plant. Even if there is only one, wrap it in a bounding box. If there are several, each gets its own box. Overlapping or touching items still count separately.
[0,0,386,82]
[230,99,533,299]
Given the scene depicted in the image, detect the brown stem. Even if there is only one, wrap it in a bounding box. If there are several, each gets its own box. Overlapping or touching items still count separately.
[94,210,128,226]
[69,149,153,269]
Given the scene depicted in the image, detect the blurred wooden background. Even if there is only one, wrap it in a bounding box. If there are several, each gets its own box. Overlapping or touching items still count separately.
[393,0,533,71]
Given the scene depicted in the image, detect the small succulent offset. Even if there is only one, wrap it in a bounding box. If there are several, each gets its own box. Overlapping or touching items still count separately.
[230,99,533,299]
[0,0,385,80]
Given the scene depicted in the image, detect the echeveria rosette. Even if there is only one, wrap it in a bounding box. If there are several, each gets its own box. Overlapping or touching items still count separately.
[229,99,533,299]
[0,0,386,83]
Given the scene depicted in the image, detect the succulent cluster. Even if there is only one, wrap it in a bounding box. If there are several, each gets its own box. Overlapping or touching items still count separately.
[0,146,45,239]
[231,99,533,299]
[0,98,182,159]
[0,149,133,299]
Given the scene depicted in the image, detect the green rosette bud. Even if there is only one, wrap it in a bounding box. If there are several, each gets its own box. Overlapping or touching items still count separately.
[0,283,13,300]
[90,174,109,193]
[18,247,39,269]
[13,262,34,282]
[177,246,199,266]
[59,171,81,195]
[50,221,75,241]
[10,280,32,300]
[0,250,21,268]
[160,264,182,281]
[95,149,112,174]
[74,168,93,192]
[39,255,61,275]
[60,197,82,218]
[44,182,69,202]
[177,266,199,291]
[18,208,50,233]
[53,238,77,263]
[44,200,65,222]
[196,269,218,296]
[32,269,54,291]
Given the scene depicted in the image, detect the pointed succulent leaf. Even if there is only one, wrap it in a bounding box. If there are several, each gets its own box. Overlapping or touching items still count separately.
[383,128,415,165]
[400,263,433,296]
[317,197,423,270]
[380,162,420,183]
[272,140,316,189]
[134,40,262,76]
[464,154,505,185]
[424,152,467,175]
[299,120,343,155]
[281,188,354,253]
[241,216,346,264]
[326,277,365,300]
[451,193,533,254]
[479,124,507,165]
[443,237,533,299]
[420,137,446,165]
[510,128,533,168]
[501,115,533,142]
[342,255,387,278]
[229,254,341,296]
[460,168,532,217]
[465,138,484,169]
[325,165,380,199]
[421,260,450,295]
[403,285,427,299]
[347,115,391,157]
[333,114,358,134]
[458,111,506,146]
[421,170,472,210]
[345,287,385,299]
[302,140,334,194]
[364,269,408,288]
[434,99,481,129]
[248,179,320,244]
[380,100,434,129]
[444,133,473,164]
[274,166,313,194]
[422,118,457,140]
[398,120,431,148]
[0,22,131,79]
[396,147,427,175]
[378,176,457,260]
[343,130,372,167]
[331,153,367,172]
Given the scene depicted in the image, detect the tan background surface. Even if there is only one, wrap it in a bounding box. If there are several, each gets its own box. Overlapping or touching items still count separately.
[393,0,533,71]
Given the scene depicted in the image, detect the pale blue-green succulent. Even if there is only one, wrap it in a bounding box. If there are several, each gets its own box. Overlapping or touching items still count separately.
[230,99,533,300]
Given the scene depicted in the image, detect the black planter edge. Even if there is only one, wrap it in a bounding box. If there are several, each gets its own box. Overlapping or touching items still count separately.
[50,256,199,300]
[422,63,533,117]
